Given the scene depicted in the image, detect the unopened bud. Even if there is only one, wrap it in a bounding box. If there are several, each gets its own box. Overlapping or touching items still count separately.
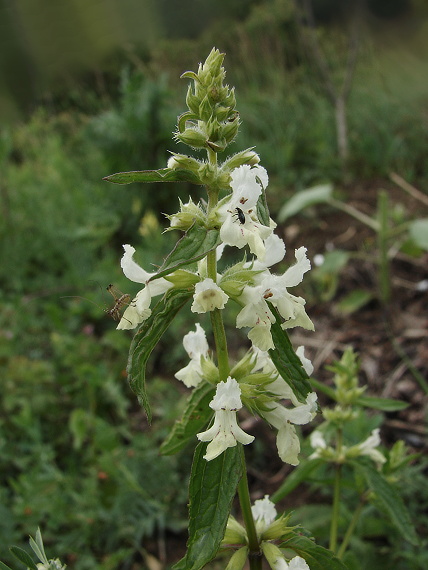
[167,153,201,173]
[221,117,240,144]
[176,126,207,149]
[225,547,248,570]
[222,149,260,172]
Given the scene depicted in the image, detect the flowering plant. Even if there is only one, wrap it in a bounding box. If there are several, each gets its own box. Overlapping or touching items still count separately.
[100,50,417,570]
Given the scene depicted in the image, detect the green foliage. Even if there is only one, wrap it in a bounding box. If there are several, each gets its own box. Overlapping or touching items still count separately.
[0,291,193,568]
[173,445,243,570]
[127,288,192,421]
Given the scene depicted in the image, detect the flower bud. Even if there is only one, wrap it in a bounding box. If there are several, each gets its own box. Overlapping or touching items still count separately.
[261,542,285,569]
[185,84,200,115]
[167,153,201,173]
[197,161,217,186]
[222,149,260,172]
[221,117,240,144]
[199,94,214,122]
[222,516,247,545]
[199,48,225,84]
[164,269,200,288]
[225,547,249,570]
[215,105,234,122]
[176,126,207,149]
[166,198,205,230]
[323,406,358,424]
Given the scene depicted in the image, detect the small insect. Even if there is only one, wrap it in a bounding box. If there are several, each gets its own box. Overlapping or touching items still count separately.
[105,284,131,322]
[61,284,132,324]
[232,207,246,225]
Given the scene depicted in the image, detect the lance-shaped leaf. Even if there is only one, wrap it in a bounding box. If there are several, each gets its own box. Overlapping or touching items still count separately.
[353,459,419,545]
[268,305,312,402]
[127,288,192,422]
[160,383,215,455]
[151,224,221,281]
[173,444,243,570]
[256,175,270,226]
[356,395,409,411]
[9,547,37,570]
[103,168,202,185]
[281,535,348,570]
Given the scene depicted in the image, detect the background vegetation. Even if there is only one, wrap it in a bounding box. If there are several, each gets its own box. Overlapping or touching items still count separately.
[1,0,427,568]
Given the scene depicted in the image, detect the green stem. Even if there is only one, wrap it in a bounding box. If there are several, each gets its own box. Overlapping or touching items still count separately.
[328,197,380,231]
[336,496,365,559]
[330,428,343,553]
[210,308,230,381]
[238,446,262,570]
[330,463,342,553]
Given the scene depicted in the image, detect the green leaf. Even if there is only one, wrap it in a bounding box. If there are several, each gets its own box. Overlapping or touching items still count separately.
[127,288,192,422]
[152,224,221,281]
[277,184,333,222]
[282,535,348,570]
[0,562,14,570]
[9,547,37,570]
[409,218,428,251]
[29,528,47,563]
[268,306,312,402]
[353,459,419,545]
[336,289,374,315]
[173,444,243,570]
[308,378,337,401]
[356,396,409,411]
[271,459,325,502]
[256,176,270,226]
[103,168,202,185]
[160,383,215,455]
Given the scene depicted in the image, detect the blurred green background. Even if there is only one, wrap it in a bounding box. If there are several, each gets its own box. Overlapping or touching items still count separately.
[1,0,427,568]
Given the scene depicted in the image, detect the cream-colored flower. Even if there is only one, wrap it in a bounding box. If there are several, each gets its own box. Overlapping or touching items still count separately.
[117,244,172,330]
[191,278,229,313]
[197,377,254,460]
[175,324,209,388]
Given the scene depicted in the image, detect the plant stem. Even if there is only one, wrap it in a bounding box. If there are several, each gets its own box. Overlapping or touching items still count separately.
[328,197,379,231]
[336,495,365,559]
[329,428,343,553]
[238,446,262,570]
[330,463,342,554]
[210,307,230,381]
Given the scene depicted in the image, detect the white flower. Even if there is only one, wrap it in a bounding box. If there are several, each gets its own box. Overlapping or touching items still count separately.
[252,495,277,534]
[175,324,209,388]
[191,278,229,313]
[219,165,274,260]
[237,286,276,350]
[197,377,254,461]
[250,233,286,271]
[356,428,386,465]
[117,244,172,330]
[295,346,314,376]
[236,248,314,350]
[274,556,310,570]
[250,346,278,377]
[309,430,328,455]
[261,392,318,465]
